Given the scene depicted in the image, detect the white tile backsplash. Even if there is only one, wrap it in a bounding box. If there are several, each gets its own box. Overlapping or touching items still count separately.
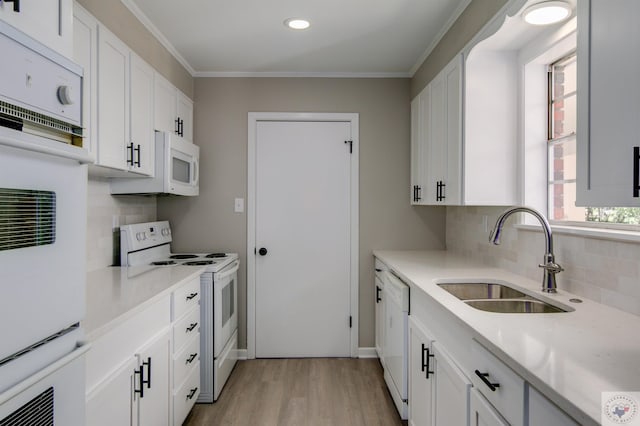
[446,206,640,316]
[87,177,156,271]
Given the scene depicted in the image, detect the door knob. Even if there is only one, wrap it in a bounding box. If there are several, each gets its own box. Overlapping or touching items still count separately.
[258,247,268,256]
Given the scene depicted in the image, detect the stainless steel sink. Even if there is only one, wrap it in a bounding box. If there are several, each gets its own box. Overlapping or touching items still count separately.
[437,282,570,313]
[438,283,526,300]
[465,299,567,313]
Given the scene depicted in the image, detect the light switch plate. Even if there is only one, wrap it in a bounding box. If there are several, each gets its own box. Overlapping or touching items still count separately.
[234,198,244,213]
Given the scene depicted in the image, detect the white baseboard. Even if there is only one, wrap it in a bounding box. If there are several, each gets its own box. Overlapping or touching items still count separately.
[358,347,378,358]
[235,348,377,360]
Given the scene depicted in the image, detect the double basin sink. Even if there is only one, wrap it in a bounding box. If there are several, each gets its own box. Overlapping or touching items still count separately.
[438,282,571,313]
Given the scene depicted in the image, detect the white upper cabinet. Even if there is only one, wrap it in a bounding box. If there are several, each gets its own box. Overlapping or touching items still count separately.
[77,14,154,177]
[576,0,640,206]
[176,91,194,142]
[411,54,463,205]
[73,5,98,156]
[0,0,73,58]
[130,53,155,176]
[154,73,194,142]
[97,26,129,172]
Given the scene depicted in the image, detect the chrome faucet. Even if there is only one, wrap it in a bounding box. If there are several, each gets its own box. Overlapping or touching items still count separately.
[489,206,563,293]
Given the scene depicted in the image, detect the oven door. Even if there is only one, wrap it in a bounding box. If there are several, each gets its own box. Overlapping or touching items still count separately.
[0,140,87,362]
[213,260,239,357]
[168,135,199,196]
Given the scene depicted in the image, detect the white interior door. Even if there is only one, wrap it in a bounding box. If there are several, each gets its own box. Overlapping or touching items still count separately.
[255,120,352,358]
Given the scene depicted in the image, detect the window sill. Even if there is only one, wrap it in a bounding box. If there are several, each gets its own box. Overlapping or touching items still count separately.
[515,223,640,243]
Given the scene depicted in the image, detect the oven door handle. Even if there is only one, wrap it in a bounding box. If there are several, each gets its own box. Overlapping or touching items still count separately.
[215,260,239,280]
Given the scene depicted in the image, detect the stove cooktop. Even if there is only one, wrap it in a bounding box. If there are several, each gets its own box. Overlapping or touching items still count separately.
[151,252,238,272]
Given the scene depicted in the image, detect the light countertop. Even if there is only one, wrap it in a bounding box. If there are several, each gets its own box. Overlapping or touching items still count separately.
[374,250,640,426]
[84,265,206,341]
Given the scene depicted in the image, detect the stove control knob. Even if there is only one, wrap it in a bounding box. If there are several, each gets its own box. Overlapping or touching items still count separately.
[136,232,143,241]
[161,228,170,236]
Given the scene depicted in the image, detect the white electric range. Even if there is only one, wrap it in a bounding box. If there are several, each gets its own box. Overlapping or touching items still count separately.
[120,221,239,403]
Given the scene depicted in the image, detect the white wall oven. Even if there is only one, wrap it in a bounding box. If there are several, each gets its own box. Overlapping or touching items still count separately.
[0,21,91,425]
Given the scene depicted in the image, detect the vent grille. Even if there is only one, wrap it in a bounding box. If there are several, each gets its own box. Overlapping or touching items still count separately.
[0,387,54,426]
[0,189,56,252]
[0,100,82,137]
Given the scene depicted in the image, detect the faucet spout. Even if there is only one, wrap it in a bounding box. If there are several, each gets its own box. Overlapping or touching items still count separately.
[489,206,562,293]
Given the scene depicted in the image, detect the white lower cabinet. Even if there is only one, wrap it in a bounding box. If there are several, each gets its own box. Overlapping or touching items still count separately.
[432,342,472,426]
[470,388,508,426]
[86,356,138,426]
[171,277,201,425]
[85,297,171,426]
[408,317,435,426]
[408,317,471,426]
[528,385,579,426]
[137,332,171,426]
[86,276,203,426]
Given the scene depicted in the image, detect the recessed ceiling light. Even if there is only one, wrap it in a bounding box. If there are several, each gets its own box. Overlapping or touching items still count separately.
[284,18,310,30]
[522,1,572,25]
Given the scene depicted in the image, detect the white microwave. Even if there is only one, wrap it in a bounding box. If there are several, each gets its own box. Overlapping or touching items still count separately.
[111,131,199,196]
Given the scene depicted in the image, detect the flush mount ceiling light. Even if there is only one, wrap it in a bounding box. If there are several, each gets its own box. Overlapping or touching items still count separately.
[522,1,572,25]
[284,18,310,30]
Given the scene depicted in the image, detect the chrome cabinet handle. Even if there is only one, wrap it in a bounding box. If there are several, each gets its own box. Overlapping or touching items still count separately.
[186,292,198,301]
[186,353,198,364]
[142,357,151,389]
[134,365,144,398]
[475,370,500,391]
[186,322,198,332]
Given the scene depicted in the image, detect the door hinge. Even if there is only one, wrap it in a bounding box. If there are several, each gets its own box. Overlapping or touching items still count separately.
[344,140,353,154]
[349,316,352,328]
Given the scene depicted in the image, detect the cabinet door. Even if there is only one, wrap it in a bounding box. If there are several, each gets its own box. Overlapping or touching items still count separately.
[97,26,129,171]
[73,5,98,155]
[470,388,509,426]
[137,330,171,426]
[576,0,640,206]
[154,73,178,135]
[433,342,471,426]
[177,91,194,142]
[86,356,138,426]
[374,276,385,360]
[408,317,435,426]
[130,53,155,176]
[0,0,72,58]
[428,73,447,204]
[528,385,579,426]
[444,55,463,205]
[411,87,431,205]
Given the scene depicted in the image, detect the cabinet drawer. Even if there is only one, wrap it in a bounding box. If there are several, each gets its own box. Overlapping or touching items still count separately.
[173,333,200,390]
[470,340,524,426]
[374,258,388,274]
[173,363,200,426]
[172,277,201,321]
[173,306,200,352]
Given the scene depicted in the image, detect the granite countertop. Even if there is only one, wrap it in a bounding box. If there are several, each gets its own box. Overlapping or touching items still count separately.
[84,265,207,341]
[373,250,640,426]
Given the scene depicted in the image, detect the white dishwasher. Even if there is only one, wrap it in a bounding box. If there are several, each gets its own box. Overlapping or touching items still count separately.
[382,270,409,420]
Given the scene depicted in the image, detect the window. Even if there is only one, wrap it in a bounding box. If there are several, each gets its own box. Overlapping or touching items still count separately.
[547,54,640,226]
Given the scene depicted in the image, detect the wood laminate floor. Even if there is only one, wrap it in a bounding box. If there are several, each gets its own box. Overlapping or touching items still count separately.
[184,358,406,426]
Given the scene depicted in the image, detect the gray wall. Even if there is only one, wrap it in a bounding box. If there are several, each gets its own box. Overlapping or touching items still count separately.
[411,0,508,98]
[158,77,446,349]
[77,0,193,97]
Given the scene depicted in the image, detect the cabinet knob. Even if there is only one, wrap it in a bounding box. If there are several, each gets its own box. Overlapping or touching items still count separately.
[258,247,268,256]
[57,86,74,105]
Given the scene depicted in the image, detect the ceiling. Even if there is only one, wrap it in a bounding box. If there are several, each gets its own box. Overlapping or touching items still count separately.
[122,0,472,77]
